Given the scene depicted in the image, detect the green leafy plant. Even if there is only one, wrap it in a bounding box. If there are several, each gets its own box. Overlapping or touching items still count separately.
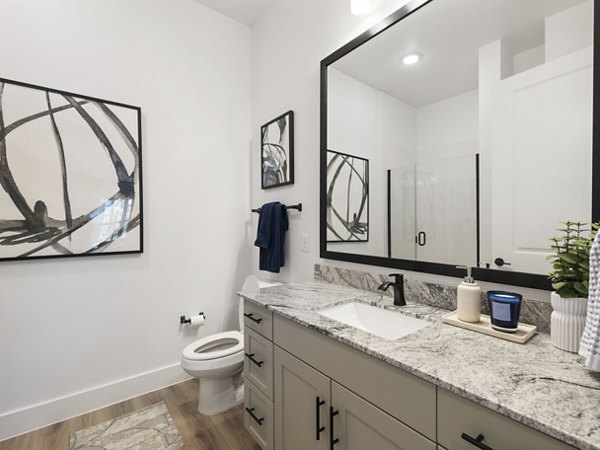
[548,221,599,298]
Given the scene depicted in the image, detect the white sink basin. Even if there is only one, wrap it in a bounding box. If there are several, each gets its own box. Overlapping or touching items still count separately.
[318,302,430,340]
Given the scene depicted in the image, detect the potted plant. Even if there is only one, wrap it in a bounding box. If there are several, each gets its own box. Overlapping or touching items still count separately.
[548,221,599,352]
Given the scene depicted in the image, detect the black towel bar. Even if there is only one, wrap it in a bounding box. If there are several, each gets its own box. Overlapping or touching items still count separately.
[252,203,302,213]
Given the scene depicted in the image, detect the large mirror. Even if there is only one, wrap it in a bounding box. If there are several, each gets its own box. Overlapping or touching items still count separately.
[320,0,598,289]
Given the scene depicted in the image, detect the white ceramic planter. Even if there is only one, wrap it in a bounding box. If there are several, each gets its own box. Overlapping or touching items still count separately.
[550,292,588,353]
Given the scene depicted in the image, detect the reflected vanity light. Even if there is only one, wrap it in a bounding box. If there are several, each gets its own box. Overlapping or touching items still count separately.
[351,0,370,16]
[402,53,421,65]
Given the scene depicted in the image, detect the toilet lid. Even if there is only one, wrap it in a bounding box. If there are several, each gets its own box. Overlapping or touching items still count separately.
[182,331,243,361]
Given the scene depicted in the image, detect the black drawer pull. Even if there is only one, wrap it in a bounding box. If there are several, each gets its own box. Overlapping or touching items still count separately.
[245,407,264,426]
[316,396,326,440]
[244,352,264,367]
[462,433,494,450]
[330,407,339,449]
[244,313,263,324]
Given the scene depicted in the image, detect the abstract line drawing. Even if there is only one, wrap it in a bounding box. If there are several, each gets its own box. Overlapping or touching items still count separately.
[261,110,294,189]
[0,78,142,261]
[326,150,369,242]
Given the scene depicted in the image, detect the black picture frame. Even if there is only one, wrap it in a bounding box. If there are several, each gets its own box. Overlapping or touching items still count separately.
[0,77,143,261]
[319,0,600,291]
[261,110,294,189]
[326,150,369,243]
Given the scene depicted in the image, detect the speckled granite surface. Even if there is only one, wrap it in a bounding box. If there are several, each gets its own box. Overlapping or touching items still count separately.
[240,281,600,450]
[314,263,554,333]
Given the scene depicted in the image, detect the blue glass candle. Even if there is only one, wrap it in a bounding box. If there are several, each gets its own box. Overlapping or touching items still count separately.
[487,291,523,332]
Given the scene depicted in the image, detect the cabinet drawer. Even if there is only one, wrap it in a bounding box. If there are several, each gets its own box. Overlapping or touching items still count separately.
[274,315,436,440]
[244,300,273,340]
[244,328,274,400]
[437,389,576,450]
[245,378,274,450]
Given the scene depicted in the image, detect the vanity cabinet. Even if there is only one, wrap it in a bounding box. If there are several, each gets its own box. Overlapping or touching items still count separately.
[437,389,576,450]
[273,314,437,449]
[243,301,577,450]
[243,301,274,450]
[274,345,434,450]
[273,314,437,440]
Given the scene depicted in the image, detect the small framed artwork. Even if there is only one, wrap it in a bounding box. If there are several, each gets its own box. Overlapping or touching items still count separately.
[0,77,142,261]
[326,150,369,243]
[261,111,294,189]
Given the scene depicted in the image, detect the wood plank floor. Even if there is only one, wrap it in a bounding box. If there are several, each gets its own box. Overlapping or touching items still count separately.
[0,379,261,450]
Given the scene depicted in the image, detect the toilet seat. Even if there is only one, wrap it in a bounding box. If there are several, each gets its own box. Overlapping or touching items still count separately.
[182,331,243,361]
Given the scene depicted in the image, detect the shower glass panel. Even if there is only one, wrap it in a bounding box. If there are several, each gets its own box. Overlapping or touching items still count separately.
[389,155,478,266]
[389,166,416,261]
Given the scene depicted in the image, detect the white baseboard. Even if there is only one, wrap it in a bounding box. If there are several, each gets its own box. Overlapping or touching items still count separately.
[0,363,191,442]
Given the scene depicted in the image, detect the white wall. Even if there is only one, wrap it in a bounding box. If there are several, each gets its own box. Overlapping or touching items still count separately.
[546,0,594,62]
[416,90,478,164]
[251,0,552,302]
[0,0,252,440]
[251,0,416,283]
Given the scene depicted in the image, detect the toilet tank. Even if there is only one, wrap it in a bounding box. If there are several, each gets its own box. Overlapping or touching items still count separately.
[239,275,281,331]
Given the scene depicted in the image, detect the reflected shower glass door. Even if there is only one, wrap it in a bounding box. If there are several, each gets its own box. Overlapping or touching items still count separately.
[389,155,478,267]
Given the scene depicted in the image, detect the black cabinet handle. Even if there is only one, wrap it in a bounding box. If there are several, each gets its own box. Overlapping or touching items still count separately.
[316,396,326,440]
[329,407,339,449]
[245,407,264,426]
[244,313,263,324]
[244,353,264,367]
[462,433,494,450]
[418,231,427,246]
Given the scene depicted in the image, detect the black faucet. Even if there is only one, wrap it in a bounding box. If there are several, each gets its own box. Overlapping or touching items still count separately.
[378,273,406,306]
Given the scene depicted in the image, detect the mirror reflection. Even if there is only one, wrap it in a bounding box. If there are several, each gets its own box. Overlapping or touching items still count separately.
[326,0,593,275]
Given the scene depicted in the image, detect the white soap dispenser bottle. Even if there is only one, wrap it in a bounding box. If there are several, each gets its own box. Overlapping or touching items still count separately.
[456,266,481,323]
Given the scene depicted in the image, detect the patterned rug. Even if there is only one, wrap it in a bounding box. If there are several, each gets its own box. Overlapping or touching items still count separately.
[69,401,184,449]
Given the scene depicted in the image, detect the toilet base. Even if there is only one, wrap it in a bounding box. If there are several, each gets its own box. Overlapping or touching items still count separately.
[197,376,243,415]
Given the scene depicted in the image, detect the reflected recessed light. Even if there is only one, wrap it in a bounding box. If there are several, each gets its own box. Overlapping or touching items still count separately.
[402,53,421,65]
[351,0,370,16]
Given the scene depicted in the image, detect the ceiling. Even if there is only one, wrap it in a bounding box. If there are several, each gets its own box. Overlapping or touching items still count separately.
[193,0,274,25]
[332,0,589,107]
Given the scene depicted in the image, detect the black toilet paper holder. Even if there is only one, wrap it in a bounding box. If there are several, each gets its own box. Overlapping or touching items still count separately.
[180,312,206,325]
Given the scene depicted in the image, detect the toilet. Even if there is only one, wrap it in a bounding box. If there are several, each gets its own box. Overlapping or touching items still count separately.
[181,276,280,415]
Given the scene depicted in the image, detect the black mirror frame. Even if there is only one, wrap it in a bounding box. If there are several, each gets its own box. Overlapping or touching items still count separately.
[320,0,600,290]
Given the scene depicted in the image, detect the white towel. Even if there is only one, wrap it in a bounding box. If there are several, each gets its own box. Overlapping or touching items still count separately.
[580,232,600,370]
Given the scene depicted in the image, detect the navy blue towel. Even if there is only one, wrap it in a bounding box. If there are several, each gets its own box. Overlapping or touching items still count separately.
[254,202,288,273]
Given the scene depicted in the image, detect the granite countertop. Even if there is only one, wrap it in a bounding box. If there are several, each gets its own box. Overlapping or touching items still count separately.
[240,281,600,450]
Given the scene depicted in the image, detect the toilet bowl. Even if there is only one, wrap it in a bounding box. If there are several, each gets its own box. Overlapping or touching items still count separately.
[181,330,244,415]
[181,276,280,415]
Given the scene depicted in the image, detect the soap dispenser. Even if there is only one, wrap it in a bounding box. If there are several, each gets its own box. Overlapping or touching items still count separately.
[456,266,481,323]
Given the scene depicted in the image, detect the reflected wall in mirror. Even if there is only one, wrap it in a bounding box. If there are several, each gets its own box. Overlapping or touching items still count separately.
[321,0,597,288]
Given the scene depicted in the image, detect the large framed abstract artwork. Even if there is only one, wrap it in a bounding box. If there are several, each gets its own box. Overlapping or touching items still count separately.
[326,150,369,243]
[0,78,143,261]
[261,110,294,189]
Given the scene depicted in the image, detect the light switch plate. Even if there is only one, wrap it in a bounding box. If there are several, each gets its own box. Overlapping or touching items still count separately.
[302,234,310,252]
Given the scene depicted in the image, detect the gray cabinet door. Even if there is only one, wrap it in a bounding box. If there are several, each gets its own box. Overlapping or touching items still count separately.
[331,381,436,450]
[274,346,330,450]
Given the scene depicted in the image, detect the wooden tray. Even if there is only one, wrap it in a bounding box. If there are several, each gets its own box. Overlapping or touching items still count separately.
[442,310,537,344]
